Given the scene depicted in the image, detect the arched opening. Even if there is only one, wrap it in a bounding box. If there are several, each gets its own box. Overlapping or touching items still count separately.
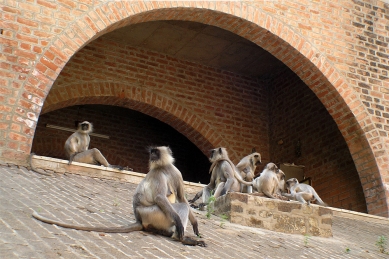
[21,4,387,215]
[32,105,210,183]
[34,20,368,213]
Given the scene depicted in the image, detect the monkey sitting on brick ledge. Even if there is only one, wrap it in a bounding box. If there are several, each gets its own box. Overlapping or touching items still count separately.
[64,121,129,170]
[282,178,327,206]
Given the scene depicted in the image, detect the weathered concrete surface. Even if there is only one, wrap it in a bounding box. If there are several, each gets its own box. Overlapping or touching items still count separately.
[1,164,389,258]
[30,155,204,194]
[213,192,333,237]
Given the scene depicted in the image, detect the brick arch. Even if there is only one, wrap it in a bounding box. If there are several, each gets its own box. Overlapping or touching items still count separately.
[41,82,221,157]
[23,2,387,215]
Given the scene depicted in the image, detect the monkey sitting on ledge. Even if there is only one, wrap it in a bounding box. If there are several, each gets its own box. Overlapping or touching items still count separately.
[236,148,262,193]
[64,121,128,170]
[32,146,206,246]
[189,147,253,209]
[282,178,327,206]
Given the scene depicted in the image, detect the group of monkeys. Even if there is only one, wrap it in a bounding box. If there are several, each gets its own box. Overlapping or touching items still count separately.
[188,147,327,209]
[31,121,326,247]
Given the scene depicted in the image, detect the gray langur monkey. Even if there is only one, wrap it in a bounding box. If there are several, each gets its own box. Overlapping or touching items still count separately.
[32,146,206,247]
[282,178,327,206]
[236,148,261,193]
[189,147,253,207]
[274,169,288,200]
[252,162,281,199]
[64,121,124,170]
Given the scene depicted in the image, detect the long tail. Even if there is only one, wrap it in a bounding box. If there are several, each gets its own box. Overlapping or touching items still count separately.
[32,211,143,233]
[209,159,253,186]
[223,159,253,186]
[312,191,328,206]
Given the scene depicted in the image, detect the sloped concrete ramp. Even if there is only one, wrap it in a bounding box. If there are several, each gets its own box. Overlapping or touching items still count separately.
[1,164,389,258]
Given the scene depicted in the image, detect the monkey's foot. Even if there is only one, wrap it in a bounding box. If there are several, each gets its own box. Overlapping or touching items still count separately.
[198,203,207,211]
[189,203,199,209]
[181,237,207,247]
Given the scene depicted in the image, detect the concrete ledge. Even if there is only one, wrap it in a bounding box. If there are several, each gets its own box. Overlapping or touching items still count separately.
[332,207,389,224]
[31,156,388,233]
[213,192,333,237]
[31,155,205,193]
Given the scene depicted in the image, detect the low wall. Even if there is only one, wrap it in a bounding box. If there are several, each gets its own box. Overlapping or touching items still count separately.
[30,155,204,194]
[213,192,333,237]
[31,156,389,236]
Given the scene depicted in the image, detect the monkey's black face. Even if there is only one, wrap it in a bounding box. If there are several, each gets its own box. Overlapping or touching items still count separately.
[210,150,215,159]
[286,178,297,187]
[81,123,89,131]
[149,148,161,162]
[266,163,278,171]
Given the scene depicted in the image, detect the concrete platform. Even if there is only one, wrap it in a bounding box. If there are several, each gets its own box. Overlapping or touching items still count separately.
[30,155,204,194]
[213,192,333,237]
[1,161,389,258]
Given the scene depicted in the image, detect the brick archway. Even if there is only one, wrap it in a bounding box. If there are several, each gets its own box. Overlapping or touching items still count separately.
[41,82,219,156]
[18,2,388,216]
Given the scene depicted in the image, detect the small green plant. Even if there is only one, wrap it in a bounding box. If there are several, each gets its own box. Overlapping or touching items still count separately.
[206,193,216,219]
[345,247,350,253]
[303,234,311,247]
[376,235,388,254]
[219,214,228,228]
[113,198,120,207]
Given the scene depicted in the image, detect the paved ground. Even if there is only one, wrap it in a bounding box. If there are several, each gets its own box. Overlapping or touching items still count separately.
[1,164,389,259]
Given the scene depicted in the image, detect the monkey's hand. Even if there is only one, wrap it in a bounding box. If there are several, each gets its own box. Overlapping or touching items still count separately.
[188,192,201,204]
[68,153,79,165]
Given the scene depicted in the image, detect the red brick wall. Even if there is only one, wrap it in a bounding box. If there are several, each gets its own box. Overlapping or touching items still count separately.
[32,105,211,183]
[43,37,271,165]
[269,68,367,213]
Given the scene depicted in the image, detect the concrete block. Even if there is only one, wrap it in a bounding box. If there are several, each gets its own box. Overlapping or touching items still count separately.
[214,192,332,237]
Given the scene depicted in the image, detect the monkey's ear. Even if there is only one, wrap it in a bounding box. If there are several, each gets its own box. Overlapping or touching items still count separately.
[218,148,222,154]
[252,148,256,153]
[167,146,173,155]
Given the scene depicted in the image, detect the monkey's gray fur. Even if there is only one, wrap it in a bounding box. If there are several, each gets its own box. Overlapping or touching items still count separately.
[189,147,253,207]
[282,178,327,206]
[33,146,206,246]
[64,121,123,170]
[236,149,262,193]
[252,162,283,199]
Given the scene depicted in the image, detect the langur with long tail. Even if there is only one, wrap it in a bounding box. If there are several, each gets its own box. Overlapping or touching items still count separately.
[64,121,124,170]
[252,162,282,199]
[282,178,327,206]
[32,146,206,246]
[236,149,262,193]
[189,147,253,207]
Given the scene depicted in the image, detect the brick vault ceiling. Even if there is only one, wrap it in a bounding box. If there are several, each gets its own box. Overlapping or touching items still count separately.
[101,20,287,78]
